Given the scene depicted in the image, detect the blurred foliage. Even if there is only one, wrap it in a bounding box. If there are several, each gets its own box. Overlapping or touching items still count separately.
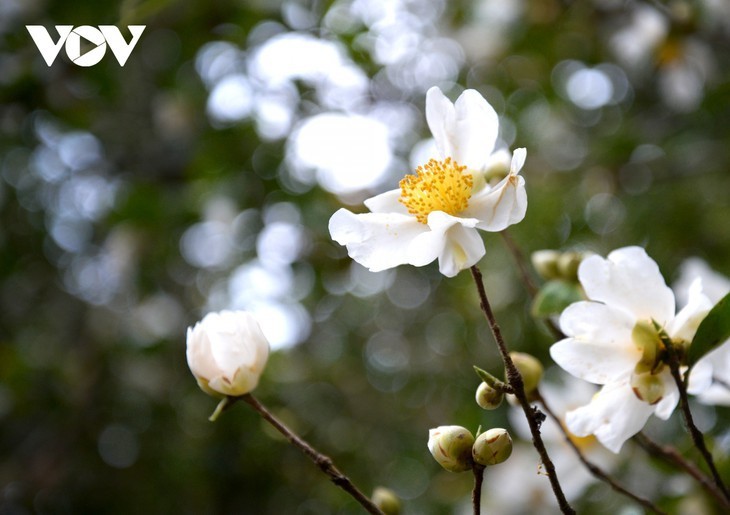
[1,0,730,513]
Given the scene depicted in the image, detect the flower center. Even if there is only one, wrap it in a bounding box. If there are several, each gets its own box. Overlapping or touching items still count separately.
[399,157,473,224]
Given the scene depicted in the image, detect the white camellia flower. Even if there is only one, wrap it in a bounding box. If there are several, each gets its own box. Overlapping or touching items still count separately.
[186,310,270,397]
[329,86,527,277]
[550,246,714,453]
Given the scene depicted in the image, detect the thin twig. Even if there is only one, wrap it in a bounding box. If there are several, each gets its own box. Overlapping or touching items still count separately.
[499,230,538,297]
[241,394,385,515]
[664,344,730,502]
[472,464,485,515]
[470,265,575,515]
[498,231,564,340]
[535,391,667,514]
[635,432,730,510]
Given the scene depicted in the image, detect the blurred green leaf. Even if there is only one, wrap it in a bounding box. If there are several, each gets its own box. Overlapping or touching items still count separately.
[688,292,730,368]
[530,280,583,318]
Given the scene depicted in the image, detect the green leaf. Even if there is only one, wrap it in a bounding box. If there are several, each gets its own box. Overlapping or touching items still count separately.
[688,292,730,368]
[531,280,584,318]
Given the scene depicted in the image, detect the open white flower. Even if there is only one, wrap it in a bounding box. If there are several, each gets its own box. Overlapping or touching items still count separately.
[186,310,270,397]
[329,86,527,277]
[550,246,713,453]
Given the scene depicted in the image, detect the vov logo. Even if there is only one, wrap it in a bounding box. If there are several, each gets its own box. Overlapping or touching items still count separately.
[26,25,146,67]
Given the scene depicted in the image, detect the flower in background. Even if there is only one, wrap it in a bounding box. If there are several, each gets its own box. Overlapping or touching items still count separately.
[550,246,714,452]
[186,310,270,397]
[676,258,730,406]
[329,86,527,277]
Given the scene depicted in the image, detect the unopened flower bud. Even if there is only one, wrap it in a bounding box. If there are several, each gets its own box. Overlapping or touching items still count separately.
[557,252,583,281]
[476,382,504,410]
[427,426,474,472]
[371,487,401,515]
[509,352,543,394]
[531,250,561,280]
[631,370,665,405]
[472,428,513,466]
[186,310,270,397]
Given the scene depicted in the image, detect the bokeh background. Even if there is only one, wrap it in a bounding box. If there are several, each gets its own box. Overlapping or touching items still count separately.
[2,0,730,513]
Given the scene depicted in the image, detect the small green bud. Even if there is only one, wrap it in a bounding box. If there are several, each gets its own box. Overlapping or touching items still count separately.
[476,382,504,410]
[557,252,584,281]
[509,352,544,394]
[631,370,665,405]
[427,426,474,472]
[371,487,401,515]
[531,250,561,280]
[472,428,513,466]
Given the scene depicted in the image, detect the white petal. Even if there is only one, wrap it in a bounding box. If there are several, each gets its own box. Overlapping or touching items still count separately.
[407,212,485,277]
[578,246,675,324]
[666,277,712,341]
[510,147,527,175]
[566,380,654,453]
[552,302,639,383]
[466,174,527,231]
[425,87,499,171]
[695,384,730,406]
[688,356,715,394]
[653,369,680,419]
[688,339,730,395]
[674,257,730,306]
[186,325,218,380]
[425,87,455,161]
[451,89,499,170]
[329,208,427,272]
[363,188,408,215]
[208,311,268,375]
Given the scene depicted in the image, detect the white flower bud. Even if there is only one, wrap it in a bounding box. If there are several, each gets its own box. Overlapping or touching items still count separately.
[476,382,504,410]
[186,310,270,397]
[557,251,584,281]
[509,352,544,394]
[371,487,401,515]
[427,426,474,472]
[472,428,513,466]
[531,250,561,280]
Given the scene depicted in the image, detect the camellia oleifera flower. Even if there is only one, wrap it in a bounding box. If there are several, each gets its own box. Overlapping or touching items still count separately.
[186,310,270,397]
[329,86,527,277]
[549,246,713,453]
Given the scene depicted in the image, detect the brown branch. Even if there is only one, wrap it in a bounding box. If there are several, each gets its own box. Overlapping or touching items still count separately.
[634,432,730,510]
[470,265,575,515]
[535,391,667,514]
[664,343,730,502]
[240,394,385,515]
[472,463,485,515]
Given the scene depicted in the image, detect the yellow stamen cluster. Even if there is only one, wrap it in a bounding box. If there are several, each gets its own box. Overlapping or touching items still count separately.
[399,158,473,224]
